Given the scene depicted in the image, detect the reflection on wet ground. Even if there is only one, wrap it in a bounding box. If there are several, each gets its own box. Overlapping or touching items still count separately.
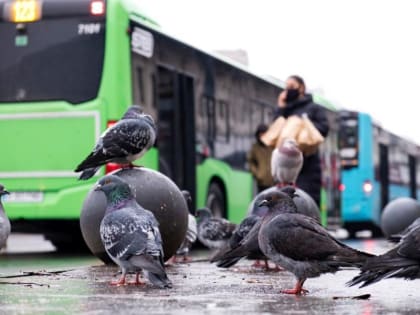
[0,238,418,314]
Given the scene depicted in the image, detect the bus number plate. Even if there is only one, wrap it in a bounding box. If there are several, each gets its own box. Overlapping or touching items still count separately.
[3,192,44,203]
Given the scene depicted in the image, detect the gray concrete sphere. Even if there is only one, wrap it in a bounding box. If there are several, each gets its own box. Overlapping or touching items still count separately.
[381,197,420,237]
[80,167,188,263]
[247,186,321,223]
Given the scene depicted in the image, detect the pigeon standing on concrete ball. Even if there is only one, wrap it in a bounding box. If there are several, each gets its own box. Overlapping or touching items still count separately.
[271,138,303,187]
[75,105,156,180]
[96,175,172,288]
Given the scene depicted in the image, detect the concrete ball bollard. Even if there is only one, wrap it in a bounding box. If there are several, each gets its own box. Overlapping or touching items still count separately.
[80,167,188,263]
[381,197,420,237]
[247,186,321,222]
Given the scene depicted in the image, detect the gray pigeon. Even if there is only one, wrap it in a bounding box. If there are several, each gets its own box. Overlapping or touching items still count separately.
[75,105,156,180]
[212,187,302,269]
[0,185,11,250]
[170,190,198,263]
[196,208,236,250]
[210,214,265,268]
[96,175,172,288]
[258,190,373,295]
[348,223,420,288]
[271,138,303,187]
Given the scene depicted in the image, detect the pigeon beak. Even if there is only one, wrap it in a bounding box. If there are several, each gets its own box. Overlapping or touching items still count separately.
[1,190,9,196]
[94,184,103,192]
[258,199,268,207]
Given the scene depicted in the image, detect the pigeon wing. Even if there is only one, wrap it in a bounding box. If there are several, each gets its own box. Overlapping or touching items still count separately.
[100,212,149,260]
[397,225,420,260]
[265,214,345,261]
[102,119,153,157]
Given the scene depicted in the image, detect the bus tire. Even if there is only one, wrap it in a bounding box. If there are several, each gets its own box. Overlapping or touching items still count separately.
[206,182,226,218]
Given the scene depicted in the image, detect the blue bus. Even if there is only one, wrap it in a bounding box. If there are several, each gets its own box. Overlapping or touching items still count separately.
[338,110,420,237]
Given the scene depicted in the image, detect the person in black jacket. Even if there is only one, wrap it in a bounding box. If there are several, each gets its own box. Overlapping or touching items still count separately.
[274,75,329,207]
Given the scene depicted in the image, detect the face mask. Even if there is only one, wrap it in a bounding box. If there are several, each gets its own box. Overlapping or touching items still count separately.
[285,88,300,103]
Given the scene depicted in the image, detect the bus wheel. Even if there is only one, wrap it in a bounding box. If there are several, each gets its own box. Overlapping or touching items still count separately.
[206,183,226,218]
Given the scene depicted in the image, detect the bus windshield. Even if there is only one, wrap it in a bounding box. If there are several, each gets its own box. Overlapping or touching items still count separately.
[0,14,105,104]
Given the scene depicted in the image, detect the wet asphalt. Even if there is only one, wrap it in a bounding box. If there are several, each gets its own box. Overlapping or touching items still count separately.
[0,235,419,314]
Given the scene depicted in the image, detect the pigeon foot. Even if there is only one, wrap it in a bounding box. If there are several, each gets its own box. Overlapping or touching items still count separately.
[280,280,308,295]
[110,276,126,286]
[128,273,145,285]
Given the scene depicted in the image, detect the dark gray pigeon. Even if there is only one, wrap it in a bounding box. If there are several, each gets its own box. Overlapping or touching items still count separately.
[0,185,11,250]
[348,223,420,288]
[196,208,236,250]
[75,105,156,180]
[258,190,374,295]
[169,190,197,263]
[212,187,301,269]
[388,217,420,243]
[96,175,172,288]
[271,138,303,187]
[210,214,263,268]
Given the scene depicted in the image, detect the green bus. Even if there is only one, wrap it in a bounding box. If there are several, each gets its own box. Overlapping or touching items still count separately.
[0,0,341,248]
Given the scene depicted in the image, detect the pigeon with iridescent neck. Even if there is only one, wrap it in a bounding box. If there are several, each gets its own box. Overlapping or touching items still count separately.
[75,105,156,180]
[0,184,11,250]
[96,175,172,288]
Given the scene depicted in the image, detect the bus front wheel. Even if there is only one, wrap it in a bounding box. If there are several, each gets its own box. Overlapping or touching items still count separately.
[206,183,226,218]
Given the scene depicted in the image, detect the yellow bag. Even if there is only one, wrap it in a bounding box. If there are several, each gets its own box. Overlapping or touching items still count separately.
[297,113,324,156]
[276,115,303,148]
[260,116,286,147]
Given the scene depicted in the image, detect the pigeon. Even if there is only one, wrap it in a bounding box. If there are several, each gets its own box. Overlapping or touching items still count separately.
[169,190,197,263]
[196,207,236,250]
[347,223,420,288]
[210,214,264,268]
[0,184,11,250]
[96,175,172,288]
[258,190,374,295]
[212,187,303,269]
[75,105,156,180]
[271,138,303,187]
[388,217,420,243]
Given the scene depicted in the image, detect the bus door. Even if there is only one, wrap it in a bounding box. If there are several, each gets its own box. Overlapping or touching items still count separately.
[409,155,417,199]
[379,144,389,210]
[156,66,196,203]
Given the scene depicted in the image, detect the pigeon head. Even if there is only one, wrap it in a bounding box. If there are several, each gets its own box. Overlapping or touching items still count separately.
[121,105,144,119]
[258,190,297,214]
[0,184,9,197]
[196,207,212,221]
[282,138,298,147]
[95,175,135,208]
[280,186,299,199]
[141,114,156,131]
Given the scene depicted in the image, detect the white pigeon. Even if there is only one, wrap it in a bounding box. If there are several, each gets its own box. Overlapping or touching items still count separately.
[271,138,303,187]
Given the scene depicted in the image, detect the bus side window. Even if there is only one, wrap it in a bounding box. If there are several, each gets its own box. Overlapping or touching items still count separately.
[216,100,230,142]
